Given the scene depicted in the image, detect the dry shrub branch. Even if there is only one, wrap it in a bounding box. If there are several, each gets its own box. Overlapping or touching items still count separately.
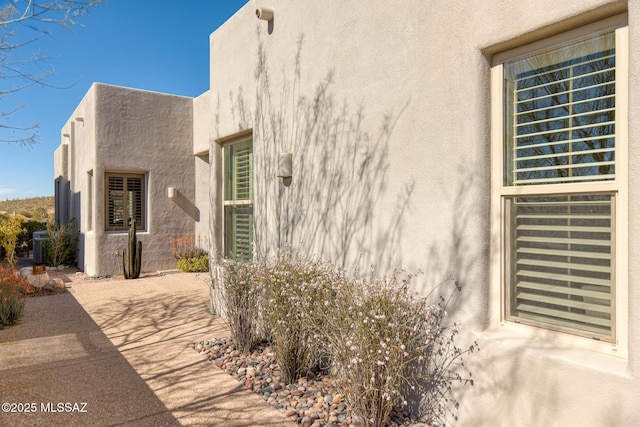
[216,249,477,426]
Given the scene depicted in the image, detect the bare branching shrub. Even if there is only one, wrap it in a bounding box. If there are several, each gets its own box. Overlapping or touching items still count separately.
[218,258,261,353]
[319,271,477,427]
[404,281,479,426]
[215,250,477,426]
[255,248,336,384]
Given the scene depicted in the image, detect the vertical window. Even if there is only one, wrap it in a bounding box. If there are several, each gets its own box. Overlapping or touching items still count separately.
[105,172,146,231]
[493,21,627,342]
[223,137,253,261]
[87,170,93,231]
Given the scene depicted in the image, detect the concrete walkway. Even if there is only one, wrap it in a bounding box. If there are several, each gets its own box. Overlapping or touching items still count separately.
[0,271,292,426]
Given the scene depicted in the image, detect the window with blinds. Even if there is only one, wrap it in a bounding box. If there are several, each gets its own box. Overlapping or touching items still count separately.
[500,29,623,341]
[505,194,613,338]
[504,32,615,186]
[105,173,145,231]
[223,138,253,261]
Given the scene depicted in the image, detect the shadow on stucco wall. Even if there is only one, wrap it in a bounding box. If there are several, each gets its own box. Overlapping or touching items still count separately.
[206,26,572,427]
[414,164,566,425]
[222,31,416,271]
[170,189,200,222]
[417,163,489,322]
[461,338,562,426]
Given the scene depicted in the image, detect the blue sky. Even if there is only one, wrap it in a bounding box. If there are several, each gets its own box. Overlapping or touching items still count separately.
[0,0,248,199]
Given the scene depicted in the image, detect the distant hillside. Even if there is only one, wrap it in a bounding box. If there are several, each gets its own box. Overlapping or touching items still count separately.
[0,196,54,219]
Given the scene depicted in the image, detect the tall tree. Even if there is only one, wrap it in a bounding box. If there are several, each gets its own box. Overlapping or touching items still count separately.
[0,0,103,146]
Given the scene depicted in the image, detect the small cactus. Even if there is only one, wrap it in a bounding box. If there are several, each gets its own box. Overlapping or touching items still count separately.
[122,220,142,279]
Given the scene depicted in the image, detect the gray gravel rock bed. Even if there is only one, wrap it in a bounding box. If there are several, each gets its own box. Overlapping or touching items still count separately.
[194,337,427,427]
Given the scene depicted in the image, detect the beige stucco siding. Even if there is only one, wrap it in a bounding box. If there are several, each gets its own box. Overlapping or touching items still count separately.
[208,1,639,425]
[193,91,211,244]
[57,83,197,276]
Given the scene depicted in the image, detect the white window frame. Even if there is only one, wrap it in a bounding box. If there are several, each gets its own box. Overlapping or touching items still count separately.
[490,15,628,354]
[220,132,254,261]
[105,172,147,232]
[87,170,93,231]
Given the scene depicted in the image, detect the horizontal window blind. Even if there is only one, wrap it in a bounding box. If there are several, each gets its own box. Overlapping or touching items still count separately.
[107,176,125,228]
[233,145,253,200]
[223,138,254,261]
[106,173,145,231]
[507,194,613,339]
[224,205,254,262]
[505,32,616,186]
[127,176,144,228]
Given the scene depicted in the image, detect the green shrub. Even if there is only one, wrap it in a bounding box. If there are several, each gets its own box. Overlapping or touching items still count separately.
[0,215,26,267]
[176,254,209,272]
[170,233,209,272]
[44,218,78,267]
[170,233,208,259]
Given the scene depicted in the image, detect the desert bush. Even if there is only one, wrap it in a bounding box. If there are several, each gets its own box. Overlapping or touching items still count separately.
[170,233,208,259]
[319,271,477,427]
[32,207,50,222]
[177,254,209,272]
[0,215,26,267]
[44,218,78,267]
[254,248,336,384]
[402,281,479,426]
[217,258,262,353]
[0,265,29,325]
[170,233,209,272]
[216,249,477,425]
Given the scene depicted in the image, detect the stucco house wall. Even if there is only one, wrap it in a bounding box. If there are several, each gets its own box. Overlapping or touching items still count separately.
[56,83,197,276]
[193,91,211,245]
[208,1,639,425]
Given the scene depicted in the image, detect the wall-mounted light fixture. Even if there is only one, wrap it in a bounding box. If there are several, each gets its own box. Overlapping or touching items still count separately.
[75,116,84,122]
[167,187,178,199]
[256,7,274,22]
[277,153,292,179]
[62,132,70,137]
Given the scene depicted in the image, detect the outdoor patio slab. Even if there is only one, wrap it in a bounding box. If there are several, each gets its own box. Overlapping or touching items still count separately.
[0,272,292,426]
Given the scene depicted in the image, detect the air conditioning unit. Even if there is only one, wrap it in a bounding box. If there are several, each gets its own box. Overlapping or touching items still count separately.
[33,230,48,264]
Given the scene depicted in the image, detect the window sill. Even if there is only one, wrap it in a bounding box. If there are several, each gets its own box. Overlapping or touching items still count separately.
[477,322,631,378]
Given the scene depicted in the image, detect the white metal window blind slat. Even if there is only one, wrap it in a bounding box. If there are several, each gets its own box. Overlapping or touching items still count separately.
[515,94,615,118]
[508,193,613,338]
[516,146,615,163]
[517,247,611,260]
[515,107,615,131]
[514,79,615,110]
[506,32,616,187]
[513,52,615,93]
